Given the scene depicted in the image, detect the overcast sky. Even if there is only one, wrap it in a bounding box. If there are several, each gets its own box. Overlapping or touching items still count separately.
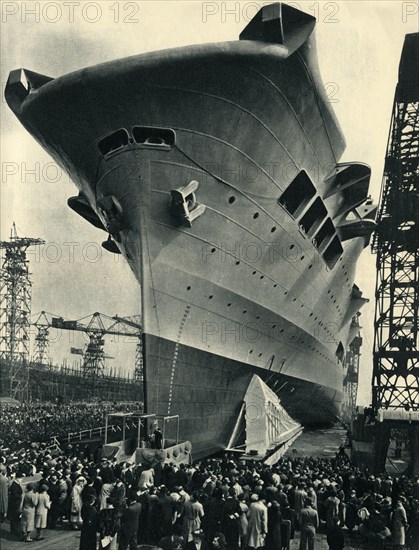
[1,1,418,399]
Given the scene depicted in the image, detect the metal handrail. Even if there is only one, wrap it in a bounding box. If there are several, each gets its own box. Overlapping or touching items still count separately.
[66,420,138,443]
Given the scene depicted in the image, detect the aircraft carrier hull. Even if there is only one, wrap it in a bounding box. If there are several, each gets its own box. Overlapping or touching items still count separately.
[5,3,375,459]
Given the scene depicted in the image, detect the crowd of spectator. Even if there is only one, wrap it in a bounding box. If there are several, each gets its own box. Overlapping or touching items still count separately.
[0,402,141,451]
[0,403,419,550]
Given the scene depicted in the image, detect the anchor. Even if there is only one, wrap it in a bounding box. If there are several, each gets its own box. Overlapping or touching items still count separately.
[170,180,206,228]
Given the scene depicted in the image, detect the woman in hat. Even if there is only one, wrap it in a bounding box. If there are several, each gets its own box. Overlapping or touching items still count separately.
[34,484,51,540]
[182,491,205,543]
[71,476,86,529]
[21,482,38,542]
[391,496,408,548]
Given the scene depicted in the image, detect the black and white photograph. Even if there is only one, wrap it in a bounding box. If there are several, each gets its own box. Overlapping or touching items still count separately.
[1,1,418,549]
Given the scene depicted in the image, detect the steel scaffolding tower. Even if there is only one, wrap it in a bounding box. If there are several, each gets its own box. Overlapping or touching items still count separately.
[372,33,419,412]
[0,224,45,400]
[83,313,107,383]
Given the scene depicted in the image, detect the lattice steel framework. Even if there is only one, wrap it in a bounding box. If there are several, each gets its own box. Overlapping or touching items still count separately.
[48,312,142,384]
[135,335,144,383]
[343,315,362,422]
[32,311,51,366]
[372,34,419,411]
[0,224,44,364]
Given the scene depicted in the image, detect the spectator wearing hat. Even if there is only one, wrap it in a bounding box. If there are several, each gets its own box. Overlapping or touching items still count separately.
[57,471,68,521]
[186,529,208,550]
[98,497,120,550]
[21,482,39,542]
[237,493,249,549]
[80,493,99,550]
[325,490,340,533]
[35,484,51,540]
[8,473,24,536]
[100,479,116,511]
[211,532,227,550]
[158,485,176,538]
[118,493,142,550]
[182,491,205,543]
[221,487,242,550]
[71,476,86,529]
[391,497,408,548]
[147,485,161,543]
[265,500,282,550]
[299,497,319,550]
[247,494,268,550]
[294,483,308,526]
[108,478,126,518]
[153,427,163,450]
[48,474,61,528]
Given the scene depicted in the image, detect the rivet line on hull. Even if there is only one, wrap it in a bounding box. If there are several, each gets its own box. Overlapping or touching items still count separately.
[167,304,191,415]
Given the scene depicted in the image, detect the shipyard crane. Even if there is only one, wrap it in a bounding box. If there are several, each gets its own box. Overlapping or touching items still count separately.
[32,311,143,383]
[370,33,419,473]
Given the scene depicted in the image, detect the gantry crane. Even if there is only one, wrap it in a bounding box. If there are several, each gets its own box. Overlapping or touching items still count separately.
[370,32,419,473]
[32,311,143,384]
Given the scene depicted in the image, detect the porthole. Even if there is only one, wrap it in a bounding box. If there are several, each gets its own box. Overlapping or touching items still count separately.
[301,256,305,260]
[211,248,216,253]
[249,350,253,354]
[243,310,247,314]
[227,303,231,307]
[209,295,213,299]
[308,265,313,269]
[253,212,259,219]
[256,316,260,320]
[271,227,276,233]
[187,286,191,291]
[273,284,277,288]
[260,275,264,280]
[229,196,236,204]
[253,271,257,275]
[289,244,295,250]
[236,261,240,265]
